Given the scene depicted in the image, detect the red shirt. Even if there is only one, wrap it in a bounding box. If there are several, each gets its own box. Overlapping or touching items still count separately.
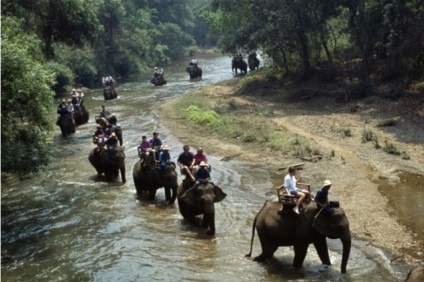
[194,152,207,165]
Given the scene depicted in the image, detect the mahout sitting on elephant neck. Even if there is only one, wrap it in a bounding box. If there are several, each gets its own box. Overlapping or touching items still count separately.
[246,200,351,273]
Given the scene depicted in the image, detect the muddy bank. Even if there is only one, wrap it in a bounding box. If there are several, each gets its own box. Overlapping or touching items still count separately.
[158,77,424,264]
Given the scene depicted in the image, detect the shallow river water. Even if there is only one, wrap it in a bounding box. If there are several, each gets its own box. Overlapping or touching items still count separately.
[1,53,414,281]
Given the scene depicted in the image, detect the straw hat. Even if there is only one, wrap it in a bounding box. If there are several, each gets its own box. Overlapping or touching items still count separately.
[162,145,170,150]
[323,180,332,187]
[199,161,208,167]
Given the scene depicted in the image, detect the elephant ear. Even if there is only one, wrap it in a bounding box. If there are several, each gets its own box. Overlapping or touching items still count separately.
[213,185,227,203]
[180,187,196,206]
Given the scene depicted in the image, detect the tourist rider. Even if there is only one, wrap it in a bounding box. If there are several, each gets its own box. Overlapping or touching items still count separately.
[177,145,196,182]
[149,131,162,160]
[192,147,209,175]
[106,133,118,151]
[139,135,151,152]
[280,166,310,214]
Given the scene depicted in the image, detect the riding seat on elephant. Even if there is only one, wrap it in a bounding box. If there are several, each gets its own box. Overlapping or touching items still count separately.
[73,103,89,126]
[88,146,126,183]
[186,65,202,79]
[56,114,76,137]
[103,85,118,100]
[246,201,351,273]
[151,75,167,86]
[133,150,178,204]
[95,115,123,146]
[177,179,227,236]
[232,56,248,75]
[248,53,260,71]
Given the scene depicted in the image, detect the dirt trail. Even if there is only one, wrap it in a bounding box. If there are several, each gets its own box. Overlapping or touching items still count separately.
[160,79,424,263]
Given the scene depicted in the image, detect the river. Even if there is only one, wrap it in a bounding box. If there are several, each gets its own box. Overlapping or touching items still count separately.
[1,53,412,281]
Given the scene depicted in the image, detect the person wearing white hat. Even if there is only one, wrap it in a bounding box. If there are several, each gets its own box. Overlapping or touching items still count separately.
[194,161,210,187]
[158,145,173,170]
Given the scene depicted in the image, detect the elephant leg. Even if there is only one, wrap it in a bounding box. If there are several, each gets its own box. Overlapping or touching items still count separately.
[313,236,331,266]
[253,234,278,261]
[293,243,309,268]
[148,189,156,200]
[120,166,126,183]
[164,187,171,201]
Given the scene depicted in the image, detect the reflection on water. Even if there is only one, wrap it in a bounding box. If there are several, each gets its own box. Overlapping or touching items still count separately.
[1,53,416,281]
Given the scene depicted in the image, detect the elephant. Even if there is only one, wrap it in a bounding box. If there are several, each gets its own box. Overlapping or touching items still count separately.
[177,180,227,235]
[95,115,123,146]
[56,115,76,137]
[246,201,351,273]
[132,151,178,204]
[248,53,260,71]
[405,266,424,282]
[103,85,118,100]
[186,65,202,79]
[73,104,89,126]
[150,75,167,86]
[232,57,248,75]
[88,147,126,182]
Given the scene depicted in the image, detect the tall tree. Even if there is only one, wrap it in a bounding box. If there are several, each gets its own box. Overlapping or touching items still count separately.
[1,17,55,176]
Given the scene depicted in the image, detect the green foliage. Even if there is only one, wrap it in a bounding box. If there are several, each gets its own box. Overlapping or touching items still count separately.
[187,105,223,128]
[383,140,401,155]
[362,129,377,143]
[46,61,75,93]
[1,16,55,176]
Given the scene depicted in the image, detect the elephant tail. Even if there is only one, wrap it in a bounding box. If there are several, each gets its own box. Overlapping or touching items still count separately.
[245,200,268,258]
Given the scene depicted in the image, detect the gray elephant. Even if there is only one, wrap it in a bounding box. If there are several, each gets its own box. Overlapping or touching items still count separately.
[186,65,202,79]
[232,56,248,75]
[177,180,227,236]
[132,151,178,204]
[73,104,89,126]
[405,266,424,282]
[56,115,76,137]
[104,85,117,100]
[246,201,351,273]
[88,147,126,182]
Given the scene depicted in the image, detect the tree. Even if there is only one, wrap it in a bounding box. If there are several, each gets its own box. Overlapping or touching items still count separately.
[1,17,55,176]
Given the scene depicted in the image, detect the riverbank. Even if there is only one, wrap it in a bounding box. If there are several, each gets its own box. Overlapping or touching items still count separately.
[158,72,424,264]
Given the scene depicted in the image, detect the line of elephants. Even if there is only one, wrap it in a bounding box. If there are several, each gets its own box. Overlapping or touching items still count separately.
[64,60,417,279]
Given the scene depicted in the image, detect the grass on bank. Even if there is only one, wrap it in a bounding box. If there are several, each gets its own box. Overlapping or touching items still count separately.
[170,87,320,159]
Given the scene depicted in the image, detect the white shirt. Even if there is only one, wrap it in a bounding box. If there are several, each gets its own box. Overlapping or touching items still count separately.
[284,174,298,193]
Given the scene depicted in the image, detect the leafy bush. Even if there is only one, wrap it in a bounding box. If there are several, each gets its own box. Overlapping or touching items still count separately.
[362,129,377,143]
[47,61,74,92]
[377,118,397,127]
[383,140,401,155]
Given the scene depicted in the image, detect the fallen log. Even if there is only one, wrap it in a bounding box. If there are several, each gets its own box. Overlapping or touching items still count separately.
[278,163,305,171]
[220,153,242,161]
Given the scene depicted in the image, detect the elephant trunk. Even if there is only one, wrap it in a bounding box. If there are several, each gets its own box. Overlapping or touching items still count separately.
[169,186,177,204]
[340,234,351,273]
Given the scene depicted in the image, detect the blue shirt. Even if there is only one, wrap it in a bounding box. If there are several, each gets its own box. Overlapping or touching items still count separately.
[159,151,171,162]
[195,168,210,180]
[315,188,329,206]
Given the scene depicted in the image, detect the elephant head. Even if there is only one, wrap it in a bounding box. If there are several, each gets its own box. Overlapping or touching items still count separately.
[186,65,202,79]
[178,183,227,235]
[246,201,351,273]
[88,147,126,183]
[73,105,89,126]
[132,154,178,204]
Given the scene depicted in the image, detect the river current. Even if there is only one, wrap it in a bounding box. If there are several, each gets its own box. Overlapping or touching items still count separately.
[1,53,413,281]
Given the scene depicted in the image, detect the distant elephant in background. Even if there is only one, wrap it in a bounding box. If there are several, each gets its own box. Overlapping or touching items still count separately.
[248,53,260,71]
[104,86,118,100]
[246,201,351,273]
[186,65,202,79]
[88,147,126,182]
[57,115,76,137]
[232,57,248,75]
[133,152,178,204]
[177,181,227,235]
[405,266,424,282]
[73,104,89,126]
[150,75,167,86]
